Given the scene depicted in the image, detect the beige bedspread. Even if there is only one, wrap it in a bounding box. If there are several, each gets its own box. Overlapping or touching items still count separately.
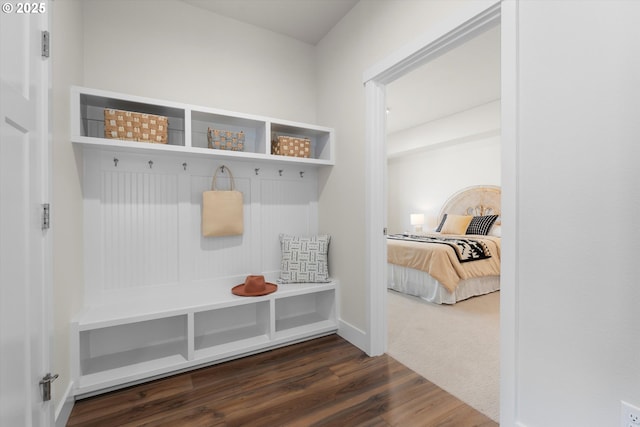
[387,233,501,293]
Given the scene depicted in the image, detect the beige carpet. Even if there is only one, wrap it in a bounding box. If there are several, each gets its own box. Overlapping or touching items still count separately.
[386,290,500,422]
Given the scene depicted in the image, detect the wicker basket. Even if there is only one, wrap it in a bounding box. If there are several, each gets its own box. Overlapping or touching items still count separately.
[271,135,311,158]
[207,128,245,151]
[104,109,168,144]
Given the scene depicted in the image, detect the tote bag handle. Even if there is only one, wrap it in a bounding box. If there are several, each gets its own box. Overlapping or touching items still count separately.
[211,165,235,191]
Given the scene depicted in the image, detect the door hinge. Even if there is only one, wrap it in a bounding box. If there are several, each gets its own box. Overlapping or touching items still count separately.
[39,373,58,402]
[41,31,50,58]
[42,203,50,230]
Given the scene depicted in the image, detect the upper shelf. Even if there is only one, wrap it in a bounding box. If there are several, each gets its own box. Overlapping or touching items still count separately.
[71,86,335,166]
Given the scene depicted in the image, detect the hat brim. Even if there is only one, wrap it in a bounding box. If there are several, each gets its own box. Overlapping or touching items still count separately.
[231,282,278,297]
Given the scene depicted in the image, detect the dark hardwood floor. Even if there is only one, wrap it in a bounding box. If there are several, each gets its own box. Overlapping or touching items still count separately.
[67,335,497,427]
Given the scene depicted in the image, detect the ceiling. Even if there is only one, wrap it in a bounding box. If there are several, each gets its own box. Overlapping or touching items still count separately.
[386,25,501,135]
[181,0,359,45]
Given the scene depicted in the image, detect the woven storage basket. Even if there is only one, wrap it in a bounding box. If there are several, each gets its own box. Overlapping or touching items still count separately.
[104,109,168,144]
[207,128,245,151]
[271,135,311,158]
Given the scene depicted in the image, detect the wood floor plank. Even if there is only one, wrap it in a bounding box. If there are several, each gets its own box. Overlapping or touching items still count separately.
[224,356,410,426]
[279,358,414,426]
[67,335,498,427]
[67,374,194,426]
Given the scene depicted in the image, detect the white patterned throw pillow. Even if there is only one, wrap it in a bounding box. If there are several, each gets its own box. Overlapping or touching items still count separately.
[279,234,331,283]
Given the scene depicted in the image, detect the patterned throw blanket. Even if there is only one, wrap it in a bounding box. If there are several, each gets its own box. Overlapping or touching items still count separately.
[387,234,491,263]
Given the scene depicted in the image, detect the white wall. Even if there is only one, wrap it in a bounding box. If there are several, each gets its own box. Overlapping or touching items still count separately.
[387,100,500,158]
[51,0,84,415]
[387,136,501,234]
[387,101,501,233]
[82,0,317,124]
[513,1,640,425]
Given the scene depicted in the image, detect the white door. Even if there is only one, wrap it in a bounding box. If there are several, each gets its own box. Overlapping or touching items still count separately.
[0,2,52,426]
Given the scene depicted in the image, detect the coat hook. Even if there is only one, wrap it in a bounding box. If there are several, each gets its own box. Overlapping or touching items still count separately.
[255,168,260,176]
[148,160,153,169]
[279,169,283,176]
[220,165,225,174]
[113,158,119,167]
[300,171,304,178]
[182,162,187,171]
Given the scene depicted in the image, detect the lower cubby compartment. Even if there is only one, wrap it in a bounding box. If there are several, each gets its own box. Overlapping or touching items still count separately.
[79,315,188,377]
[194,302,270,357]
[275,289,335,335]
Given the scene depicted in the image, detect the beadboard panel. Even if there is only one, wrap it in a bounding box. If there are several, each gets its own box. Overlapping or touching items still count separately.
[260,178,317,274]
[83,150,318,305]
[101,170,180,291]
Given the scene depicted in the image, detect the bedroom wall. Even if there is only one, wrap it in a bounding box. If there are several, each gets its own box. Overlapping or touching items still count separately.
[387,136,501,234]
[513,1,640,426]
[387,101,501,234]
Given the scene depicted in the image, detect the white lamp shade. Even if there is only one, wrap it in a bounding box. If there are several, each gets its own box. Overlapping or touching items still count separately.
[410,213,425,226]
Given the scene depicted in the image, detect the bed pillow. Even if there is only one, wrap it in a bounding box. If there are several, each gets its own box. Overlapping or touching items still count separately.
[440,215,473,235]
[279,234,331,283]
[434,214,447,232]
[466,215,500,236]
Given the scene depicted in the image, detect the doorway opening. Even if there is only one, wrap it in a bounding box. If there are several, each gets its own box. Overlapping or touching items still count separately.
[384,23,501,420]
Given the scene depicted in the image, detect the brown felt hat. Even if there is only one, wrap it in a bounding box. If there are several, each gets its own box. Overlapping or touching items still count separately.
[232,275,278,297]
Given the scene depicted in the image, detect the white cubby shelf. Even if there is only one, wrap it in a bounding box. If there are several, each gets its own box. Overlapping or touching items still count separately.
[71,281,339,397]
[71,86,335,166]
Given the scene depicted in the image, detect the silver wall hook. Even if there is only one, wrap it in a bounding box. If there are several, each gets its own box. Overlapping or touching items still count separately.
[300,171,304,178]
[255,168,260,175]
[183,162,187,171]
[279,169,283,176]
[148,160,153,169]
[113,158,119,167]
[220,165,226,174]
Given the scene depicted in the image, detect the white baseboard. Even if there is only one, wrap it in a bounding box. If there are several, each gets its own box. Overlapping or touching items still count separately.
[338,318,368,354]
[55,381,74,427]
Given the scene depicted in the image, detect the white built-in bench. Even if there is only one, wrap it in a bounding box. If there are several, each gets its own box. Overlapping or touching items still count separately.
[71,280,338,397]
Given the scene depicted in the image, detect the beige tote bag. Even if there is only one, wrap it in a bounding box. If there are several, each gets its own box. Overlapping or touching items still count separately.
[202,166,243,237]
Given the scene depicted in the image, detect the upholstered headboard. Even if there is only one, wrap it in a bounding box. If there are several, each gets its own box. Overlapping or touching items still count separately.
[438,185,501,223]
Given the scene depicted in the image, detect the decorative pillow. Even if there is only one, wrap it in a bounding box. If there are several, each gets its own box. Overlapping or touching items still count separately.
[435,214,447,232]
[440,215,473,235]
[488,224,502,237]
[279,234,331,283]
[466,215,500,236]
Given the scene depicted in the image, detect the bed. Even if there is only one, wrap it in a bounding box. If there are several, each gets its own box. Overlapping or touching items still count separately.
[387,185,501,304]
